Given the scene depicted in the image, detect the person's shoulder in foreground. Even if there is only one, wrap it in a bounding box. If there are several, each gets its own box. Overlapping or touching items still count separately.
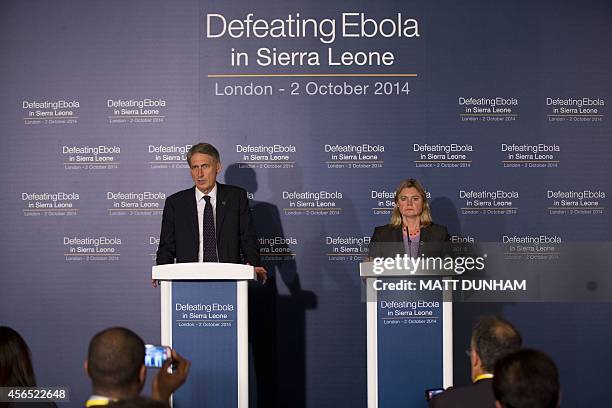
[0,326,58,407]
[429,378,493,408]
[84,327,189,407]
[429,315,522,408]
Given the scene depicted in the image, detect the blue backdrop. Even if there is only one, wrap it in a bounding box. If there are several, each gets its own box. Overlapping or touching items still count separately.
[1,0,610,406]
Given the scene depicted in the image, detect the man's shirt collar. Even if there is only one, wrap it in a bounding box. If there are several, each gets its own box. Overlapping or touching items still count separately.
[195,183,217,201]
[85,395,115,407]
[473,373,494,383]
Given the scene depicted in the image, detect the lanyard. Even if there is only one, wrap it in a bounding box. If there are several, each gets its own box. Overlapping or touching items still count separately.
[473,373,494,383]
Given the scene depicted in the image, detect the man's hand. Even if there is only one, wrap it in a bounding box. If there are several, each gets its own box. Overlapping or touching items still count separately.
[255,266,267,283]
[247,263,268,283]
[152,349,191,403]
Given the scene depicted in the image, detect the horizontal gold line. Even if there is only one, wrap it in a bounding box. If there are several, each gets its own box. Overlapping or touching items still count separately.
[284,209,342,211]
[372,208,392,210]
[414,160,472,163]
[502,160,560,163]
[24,117,79,120]
[107,208,162,211]
[460,114,517,116]
[238,161,296,164]
[547,114,603,117]
[64,253,120,256]
[327,253,368,256]
[64,163,120,165]
[325,161,385,164]
[381,317,440,320]
[108,115,165,118]
[261,253,297,256]
[176,320,234,322]
[461,208,518,210]
[149,161,185,164]
[503,252,560,255]
[23,208,79,211]
[208,73,417,78]
[548,207,604,209]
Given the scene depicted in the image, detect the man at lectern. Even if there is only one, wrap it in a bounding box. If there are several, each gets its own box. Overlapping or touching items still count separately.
[156,142,266,282]
[368,178,450,259]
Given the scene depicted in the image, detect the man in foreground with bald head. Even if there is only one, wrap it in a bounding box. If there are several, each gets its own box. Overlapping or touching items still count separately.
[429,315,522,408]
[84,327,190,407]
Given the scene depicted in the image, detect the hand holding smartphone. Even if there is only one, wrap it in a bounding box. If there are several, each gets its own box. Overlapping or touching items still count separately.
[425,388,445,401]
[145,344,171,368]
[152,348,191,403]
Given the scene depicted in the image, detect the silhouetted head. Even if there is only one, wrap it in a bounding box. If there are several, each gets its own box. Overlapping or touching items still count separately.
[86,327,146,399]
[0,326,37,387]
[470,316,522,378]
[493,349,560,408]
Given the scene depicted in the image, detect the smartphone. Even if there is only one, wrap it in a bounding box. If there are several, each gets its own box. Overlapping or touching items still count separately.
[425,388,445,401]
[145,344,170,368]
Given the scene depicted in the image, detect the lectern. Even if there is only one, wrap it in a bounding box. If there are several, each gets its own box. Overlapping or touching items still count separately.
[360,262,453,407]
[152,262,255,408]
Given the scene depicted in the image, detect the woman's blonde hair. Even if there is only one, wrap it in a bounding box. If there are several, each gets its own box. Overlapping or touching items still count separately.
[389,178,433,228]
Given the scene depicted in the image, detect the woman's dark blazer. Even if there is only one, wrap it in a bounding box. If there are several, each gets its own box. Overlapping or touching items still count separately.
[368,222,451,259]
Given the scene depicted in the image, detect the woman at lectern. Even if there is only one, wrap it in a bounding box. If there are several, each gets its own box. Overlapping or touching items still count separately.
[368,178,450,259]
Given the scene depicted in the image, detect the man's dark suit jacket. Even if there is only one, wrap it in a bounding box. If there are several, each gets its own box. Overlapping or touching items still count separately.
[429,378,495,408]
[368,222,451,258]
[156,183,261,266]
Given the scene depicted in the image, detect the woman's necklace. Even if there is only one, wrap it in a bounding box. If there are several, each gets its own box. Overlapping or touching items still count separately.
[404,225,420,237]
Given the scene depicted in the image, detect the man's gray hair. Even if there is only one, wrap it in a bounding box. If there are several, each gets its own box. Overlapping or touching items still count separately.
[471,315,522,373]
[186,143,220,165]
